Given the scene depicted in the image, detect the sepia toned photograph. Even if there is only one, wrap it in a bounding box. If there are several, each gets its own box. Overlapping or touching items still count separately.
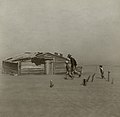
[0,0,120,117]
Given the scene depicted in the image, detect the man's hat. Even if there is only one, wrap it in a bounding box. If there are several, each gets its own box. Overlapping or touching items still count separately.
[67,54,72,58]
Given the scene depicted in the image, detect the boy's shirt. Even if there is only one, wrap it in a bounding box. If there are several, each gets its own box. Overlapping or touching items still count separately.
[66,64,70,72]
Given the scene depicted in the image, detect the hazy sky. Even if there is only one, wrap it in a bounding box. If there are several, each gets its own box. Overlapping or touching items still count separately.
[0,0,120,65]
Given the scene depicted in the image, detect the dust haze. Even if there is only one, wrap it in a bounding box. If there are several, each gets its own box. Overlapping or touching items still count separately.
[0,0,120,65]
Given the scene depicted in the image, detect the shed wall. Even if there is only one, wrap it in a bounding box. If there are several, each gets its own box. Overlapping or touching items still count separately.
[53,57,66,74]
[21,60,45,74]
[2,61,18,74]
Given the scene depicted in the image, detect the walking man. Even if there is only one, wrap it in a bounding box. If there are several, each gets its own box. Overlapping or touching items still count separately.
[67,54,81,77]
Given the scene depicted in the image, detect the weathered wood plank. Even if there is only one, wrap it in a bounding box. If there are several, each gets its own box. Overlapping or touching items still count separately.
[3,66,18,71]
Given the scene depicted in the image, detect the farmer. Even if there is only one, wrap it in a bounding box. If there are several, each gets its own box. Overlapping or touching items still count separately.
[67,54,81,77]
[99,65,104,79]
[65,60,73,79]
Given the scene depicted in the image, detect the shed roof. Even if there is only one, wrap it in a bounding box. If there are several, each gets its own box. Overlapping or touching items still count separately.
[4,52,67,63]
[36,52,67,60]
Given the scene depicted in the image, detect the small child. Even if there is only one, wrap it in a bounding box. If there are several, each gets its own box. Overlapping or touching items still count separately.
[99,65,104,79]
[65,61,73,79]
[79,66,83,77]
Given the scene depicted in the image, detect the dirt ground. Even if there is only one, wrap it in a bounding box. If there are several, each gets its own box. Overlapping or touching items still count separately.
[0,69,120,117]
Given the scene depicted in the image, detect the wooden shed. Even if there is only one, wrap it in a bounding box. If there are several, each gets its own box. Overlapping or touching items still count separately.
[2,52,68,75]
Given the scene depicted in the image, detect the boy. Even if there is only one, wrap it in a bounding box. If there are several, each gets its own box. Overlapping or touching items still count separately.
[65,61,73,79]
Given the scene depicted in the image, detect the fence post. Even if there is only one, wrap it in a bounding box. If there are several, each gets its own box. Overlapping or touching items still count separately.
[50,80,54,88]
[108,71,110,82]
[2,61,5,74]
[83,78,86,86]
[86,75,91,82]
[91,73,96,82]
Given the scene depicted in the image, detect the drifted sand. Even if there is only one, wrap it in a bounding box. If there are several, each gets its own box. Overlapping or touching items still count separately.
[0,70,120,117]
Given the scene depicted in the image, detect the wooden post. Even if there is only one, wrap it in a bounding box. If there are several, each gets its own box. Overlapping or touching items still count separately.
[18,61,21,75]
[44,64,46,74]
[91,73,96,82]
[2,61,5,74]
[51,61,54,75]
[53,58,55,75]
[86,75,91,82]
[83,78,86,86]
[50,80,54,88]
[45,60,50,75]
[108,71,110,82]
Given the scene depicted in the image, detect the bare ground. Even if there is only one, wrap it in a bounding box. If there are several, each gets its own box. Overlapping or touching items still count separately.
[0,71,120,117]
